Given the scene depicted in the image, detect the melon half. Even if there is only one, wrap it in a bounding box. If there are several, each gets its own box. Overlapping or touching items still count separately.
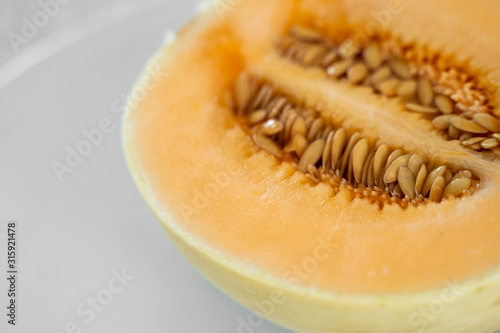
[123,0,500,332]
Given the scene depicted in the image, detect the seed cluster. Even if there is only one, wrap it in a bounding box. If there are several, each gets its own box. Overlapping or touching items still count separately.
[230,72,478,207]
[279,25,500,152]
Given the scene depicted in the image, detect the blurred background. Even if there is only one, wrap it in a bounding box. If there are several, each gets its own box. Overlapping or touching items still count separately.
[0,0,291,332]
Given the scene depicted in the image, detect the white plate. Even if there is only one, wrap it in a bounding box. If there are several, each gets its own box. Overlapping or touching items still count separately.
[0,1,291,332]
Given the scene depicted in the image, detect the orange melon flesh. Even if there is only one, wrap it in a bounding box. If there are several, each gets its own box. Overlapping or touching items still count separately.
[123,0,500,331]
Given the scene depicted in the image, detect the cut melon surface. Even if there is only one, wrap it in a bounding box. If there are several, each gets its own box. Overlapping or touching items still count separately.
[123,1,500,332]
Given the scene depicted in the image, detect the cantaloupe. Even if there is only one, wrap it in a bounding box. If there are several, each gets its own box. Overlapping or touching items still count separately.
[122,1,500,332]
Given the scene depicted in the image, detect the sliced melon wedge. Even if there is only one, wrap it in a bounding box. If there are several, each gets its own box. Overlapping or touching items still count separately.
[123,1,500,332]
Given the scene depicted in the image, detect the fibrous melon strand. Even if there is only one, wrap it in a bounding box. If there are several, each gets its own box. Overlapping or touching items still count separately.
[227,72,479,209]
[279,24,500,152]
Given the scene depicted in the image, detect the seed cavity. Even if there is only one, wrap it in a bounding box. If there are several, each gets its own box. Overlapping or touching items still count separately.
[279,25,500,152]
[228,73,479,208]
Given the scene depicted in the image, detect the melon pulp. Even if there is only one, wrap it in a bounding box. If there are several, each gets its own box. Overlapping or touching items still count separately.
[123,0,500,332]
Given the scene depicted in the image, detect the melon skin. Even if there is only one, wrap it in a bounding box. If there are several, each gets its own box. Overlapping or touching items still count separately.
[122,0,500,332]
